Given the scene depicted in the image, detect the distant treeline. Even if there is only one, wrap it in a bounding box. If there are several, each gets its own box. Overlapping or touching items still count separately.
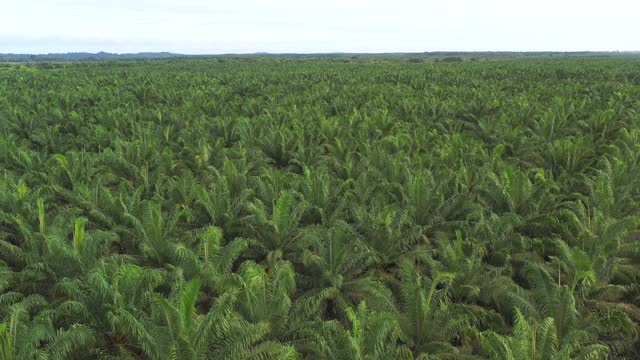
[0,52,183,62]
[1,51,637,62]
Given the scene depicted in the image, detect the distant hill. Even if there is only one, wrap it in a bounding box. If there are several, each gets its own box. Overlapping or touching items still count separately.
[1,51,638,62]
[0,52,184,62]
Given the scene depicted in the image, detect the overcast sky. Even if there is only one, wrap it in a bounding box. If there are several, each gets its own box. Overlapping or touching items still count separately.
[1,0,638,54]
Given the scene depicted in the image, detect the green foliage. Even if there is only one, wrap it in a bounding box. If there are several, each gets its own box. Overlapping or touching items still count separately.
[1,57,639,359]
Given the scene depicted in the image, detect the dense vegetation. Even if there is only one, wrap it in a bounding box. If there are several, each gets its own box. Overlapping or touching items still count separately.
[1,57,639,359]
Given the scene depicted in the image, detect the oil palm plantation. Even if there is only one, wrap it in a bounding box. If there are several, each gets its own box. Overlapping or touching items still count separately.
[1,57,639,359]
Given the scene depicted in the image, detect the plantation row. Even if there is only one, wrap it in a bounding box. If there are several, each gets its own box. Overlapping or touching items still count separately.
[1,57,639,359]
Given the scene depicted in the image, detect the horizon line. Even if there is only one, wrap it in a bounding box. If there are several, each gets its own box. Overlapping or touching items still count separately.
[3,50,640,56]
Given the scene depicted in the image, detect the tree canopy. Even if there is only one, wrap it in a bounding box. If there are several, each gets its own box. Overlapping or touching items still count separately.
[1,57,639,359]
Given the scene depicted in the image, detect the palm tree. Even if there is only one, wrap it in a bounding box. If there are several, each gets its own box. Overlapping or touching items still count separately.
[431,231,510,332]
[245,190,307,265]
[193,159,254,237]
[506,263,636,358]
[473,309,609,360]
[0,302,95,360]
[172,225,247,293]
[236,260,296,339]
[350,204,424,269]
[304,302,412,360]
[294,223,396,322]
[82,261,164,359]
[297,167,351,225]
[402,170,476,235]
[480,164,568,239]
[396,258,470,357]
[123,201,185,267]
[151,276,297,359]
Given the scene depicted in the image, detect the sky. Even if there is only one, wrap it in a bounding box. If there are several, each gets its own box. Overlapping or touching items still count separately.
[1,0,638,54]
